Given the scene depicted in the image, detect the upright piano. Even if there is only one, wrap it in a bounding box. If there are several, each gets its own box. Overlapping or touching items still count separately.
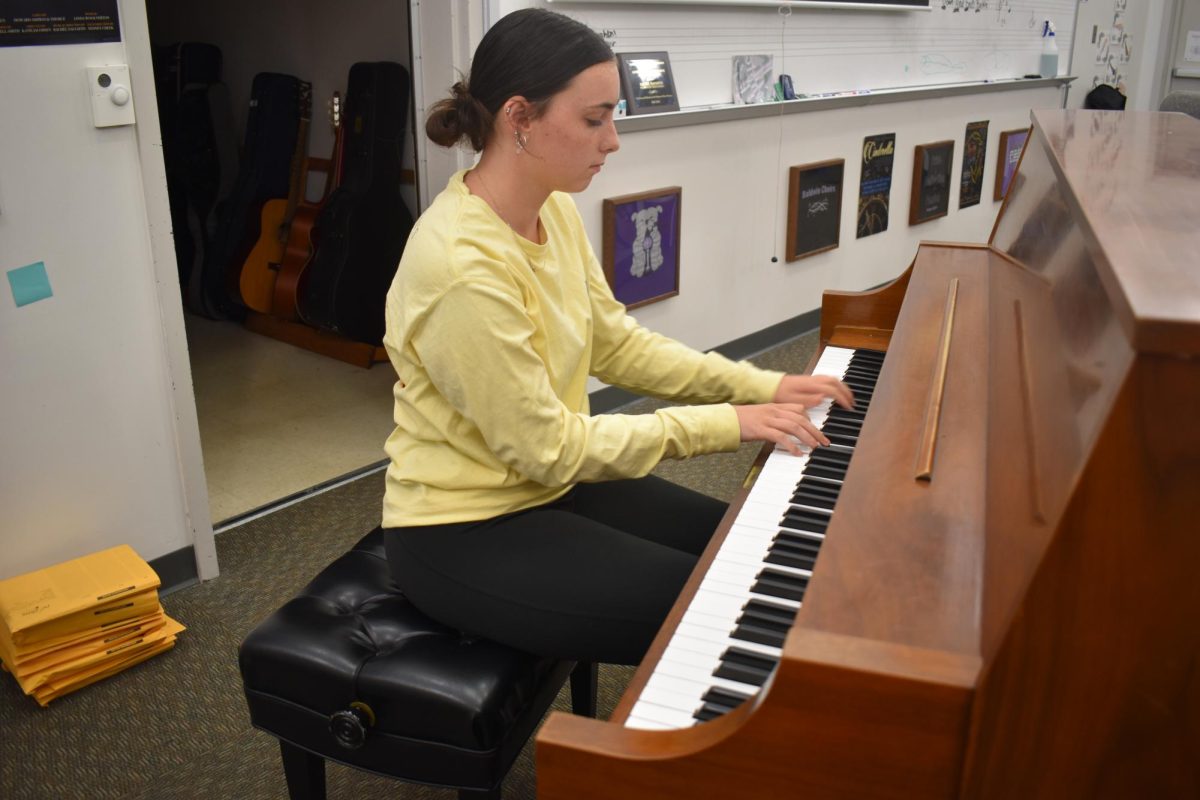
[536,109,1200,798]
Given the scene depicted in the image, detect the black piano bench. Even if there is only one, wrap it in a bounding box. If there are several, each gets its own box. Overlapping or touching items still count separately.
[238,526,597,800]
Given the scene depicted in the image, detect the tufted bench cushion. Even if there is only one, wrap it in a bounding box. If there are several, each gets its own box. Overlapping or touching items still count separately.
[239,527,593,799]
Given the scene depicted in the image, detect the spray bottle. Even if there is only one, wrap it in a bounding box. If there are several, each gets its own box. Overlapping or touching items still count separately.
[1039,20,1059,79]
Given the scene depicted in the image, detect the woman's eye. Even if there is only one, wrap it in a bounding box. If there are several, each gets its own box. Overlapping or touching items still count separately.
[586,118,603,127]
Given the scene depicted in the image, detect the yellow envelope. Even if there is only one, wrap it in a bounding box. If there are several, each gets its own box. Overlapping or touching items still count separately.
[3,588,162,649]
[18,615,184,696]
[12,615,167,680]
[32,636,177,707]
[0,544,160,643]
[6,611,164,667]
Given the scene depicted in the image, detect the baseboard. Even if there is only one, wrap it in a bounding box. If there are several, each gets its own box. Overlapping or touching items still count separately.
[151,545,200,596]
[589,307,822,414]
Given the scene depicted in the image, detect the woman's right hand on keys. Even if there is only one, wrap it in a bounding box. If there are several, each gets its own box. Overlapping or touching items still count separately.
[733,403,829,455]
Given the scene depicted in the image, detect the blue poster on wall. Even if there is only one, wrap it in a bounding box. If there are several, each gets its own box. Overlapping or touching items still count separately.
[0,1,121,48]
[857,132,895,239]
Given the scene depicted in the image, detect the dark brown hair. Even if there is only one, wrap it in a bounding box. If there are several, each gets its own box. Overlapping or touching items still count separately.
[425,9,614,151]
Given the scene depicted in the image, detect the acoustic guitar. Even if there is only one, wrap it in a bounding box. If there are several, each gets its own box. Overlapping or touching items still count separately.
[271,92,343,322]
[238,81,312,314]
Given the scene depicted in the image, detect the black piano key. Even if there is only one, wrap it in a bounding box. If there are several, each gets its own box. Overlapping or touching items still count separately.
[741,598,799,626]
[782,507,831,529]
[776,529,824,548]
[693,705,724,722]
[821,419,861,435]
[808,449,852,466]
[797,477,841,497]
[791,492,836,511]
[799,463,845,482]
[765,547,816,573]
[713,647,778,686]
[731,617,789,648]
[702,687,752,710]
[751,569,809,601]
[824,432,858,447]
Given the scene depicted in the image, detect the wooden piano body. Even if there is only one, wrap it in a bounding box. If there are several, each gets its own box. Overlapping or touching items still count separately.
[536,109,1200,798]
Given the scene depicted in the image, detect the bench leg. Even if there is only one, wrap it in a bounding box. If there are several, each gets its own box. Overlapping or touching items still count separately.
[570,661,598,718]
[279,739,326,800]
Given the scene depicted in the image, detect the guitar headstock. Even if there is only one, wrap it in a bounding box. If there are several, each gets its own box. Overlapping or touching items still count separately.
[329,91,342,132]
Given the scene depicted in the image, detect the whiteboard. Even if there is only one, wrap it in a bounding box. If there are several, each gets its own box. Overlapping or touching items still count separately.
[502,0,1078,108]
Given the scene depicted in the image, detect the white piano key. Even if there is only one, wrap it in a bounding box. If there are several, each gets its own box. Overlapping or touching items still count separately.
[673,621,782,660]
[625,713,679,731]
[628,698,699,729]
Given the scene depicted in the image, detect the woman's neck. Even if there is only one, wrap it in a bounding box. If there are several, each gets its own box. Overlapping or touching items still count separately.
[466,150,547,243]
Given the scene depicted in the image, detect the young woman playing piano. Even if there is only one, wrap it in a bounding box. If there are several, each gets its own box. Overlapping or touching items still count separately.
[381,8,853,666]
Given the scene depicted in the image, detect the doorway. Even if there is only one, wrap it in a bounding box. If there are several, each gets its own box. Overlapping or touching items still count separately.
[143,0,418,526]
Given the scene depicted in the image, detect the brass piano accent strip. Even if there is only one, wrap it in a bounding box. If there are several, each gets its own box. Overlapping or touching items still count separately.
[742,464,762,489]
[915,278,959,481]
[1014,300,1046,522]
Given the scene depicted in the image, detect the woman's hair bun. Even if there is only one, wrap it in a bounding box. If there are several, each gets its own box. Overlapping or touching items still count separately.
[425,80,492,151]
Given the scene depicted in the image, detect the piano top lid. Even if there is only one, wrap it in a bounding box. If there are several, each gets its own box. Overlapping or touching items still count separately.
[1027,109,1200,357]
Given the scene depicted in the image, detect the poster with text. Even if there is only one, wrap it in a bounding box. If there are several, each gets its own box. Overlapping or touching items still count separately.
[0,1,120,47]
[857,133,895,239]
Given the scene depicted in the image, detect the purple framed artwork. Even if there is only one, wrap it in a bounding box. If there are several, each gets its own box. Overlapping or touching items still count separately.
[995,127,1031,201]
[602,187,682,309]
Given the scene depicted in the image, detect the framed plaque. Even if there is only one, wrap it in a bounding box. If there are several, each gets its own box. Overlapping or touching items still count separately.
[786,159,844,262]
[910,140,955,225]
[959,120,989,209]
[616,52,680,115]
[856,132,895,239]
[995,127,1031,201]
[602,187,682,309]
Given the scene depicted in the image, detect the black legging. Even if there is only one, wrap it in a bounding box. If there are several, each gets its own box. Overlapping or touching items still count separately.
[384,475,726,665]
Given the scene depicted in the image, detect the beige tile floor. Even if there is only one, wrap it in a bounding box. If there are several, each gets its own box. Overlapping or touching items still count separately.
[184,314,398,525]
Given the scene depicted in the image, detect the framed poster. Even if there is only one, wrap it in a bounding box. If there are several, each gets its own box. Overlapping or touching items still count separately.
[0,1,121,47]
[910,140,955,225]
[856,132,895,239]
[616,52,680,115]
[995,127,1031,201]
[786,159,844,262]
[602,187,682,309]
[959,120,989,208]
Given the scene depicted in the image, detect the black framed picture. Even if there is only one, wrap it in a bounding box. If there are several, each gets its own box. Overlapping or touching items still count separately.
[602,187,682,309]
[616,52,680,115]
[910,140,955,225]
[786,159,844,262]
[857,132,895,239]
[959,120,989,209]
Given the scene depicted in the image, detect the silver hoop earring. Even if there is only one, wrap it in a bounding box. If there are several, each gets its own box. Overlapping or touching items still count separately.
[514,130,526,154]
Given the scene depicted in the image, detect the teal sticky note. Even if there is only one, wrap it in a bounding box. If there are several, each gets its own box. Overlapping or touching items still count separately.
[7,262,53,307]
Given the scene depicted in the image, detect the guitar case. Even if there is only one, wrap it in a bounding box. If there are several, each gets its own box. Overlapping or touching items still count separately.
[197,72,302,320]
[152,42,238,311]
[299,61,414,345]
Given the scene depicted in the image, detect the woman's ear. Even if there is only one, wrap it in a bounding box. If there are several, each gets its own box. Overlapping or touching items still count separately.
[501,96,535,132]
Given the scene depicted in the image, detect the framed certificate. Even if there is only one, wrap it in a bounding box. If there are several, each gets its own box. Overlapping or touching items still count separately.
[616,52,680,115]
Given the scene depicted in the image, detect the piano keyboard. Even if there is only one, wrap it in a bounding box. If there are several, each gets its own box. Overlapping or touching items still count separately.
[625,345,886,731]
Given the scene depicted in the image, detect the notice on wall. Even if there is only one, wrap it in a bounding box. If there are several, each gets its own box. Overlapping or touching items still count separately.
[0,1,121,48]
[1187,31,1200,63]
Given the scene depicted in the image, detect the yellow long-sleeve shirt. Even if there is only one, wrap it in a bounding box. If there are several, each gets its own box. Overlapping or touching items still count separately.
[381,171,784,526]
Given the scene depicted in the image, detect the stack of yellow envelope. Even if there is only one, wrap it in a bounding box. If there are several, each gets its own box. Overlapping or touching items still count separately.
[0,545,185,706]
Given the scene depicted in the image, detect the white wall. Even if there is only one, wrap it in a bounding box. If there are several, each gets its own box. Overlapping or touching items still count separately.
[0,9,207,581]
[573,87,1061,374]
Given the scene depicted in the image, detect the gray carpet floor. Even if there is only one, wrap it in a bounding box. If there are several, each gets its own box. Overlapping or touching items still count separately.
[0,331,816,800]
